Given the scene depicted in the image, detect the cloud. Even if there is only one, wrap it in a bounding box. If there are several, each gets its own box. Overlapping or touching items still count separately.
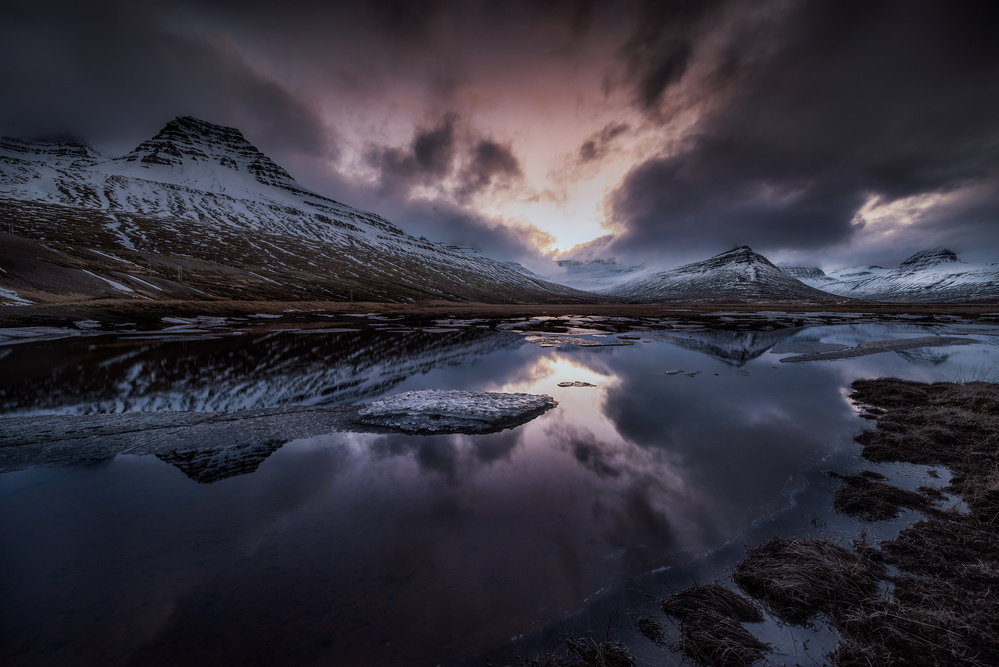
[0,2,332,159]
[578,122,630,164]
[456,139,523,201]
[593,0,999,265]
[370,197,555,266]
[6,0,999,269]
[369,115,459,195]
[616,0,725,114]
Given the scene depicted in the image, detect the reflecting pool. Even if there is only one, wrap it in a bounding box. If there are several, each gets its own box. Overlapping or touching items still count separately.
[2,318,997,665]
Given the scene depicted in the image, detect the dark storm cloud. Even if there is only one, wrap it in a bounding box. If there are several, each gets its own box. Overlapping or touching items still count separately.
[365,0,445,45]
[367,116,522,202]
[601,1,999,263]
[369,116,458,194]
[566,429,621,478]
[0,2,331,158]
[456,139,523,201]
[359,117,542,263]
[618,0,724,113]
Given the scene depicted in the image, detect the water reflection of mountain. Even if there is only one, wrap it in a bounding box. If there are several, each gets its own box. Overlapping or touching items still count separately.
[0,328,523,415]
[663,324,988,367]
[664,328,801,366]
[895,348,951,366]
[157,440,285,483]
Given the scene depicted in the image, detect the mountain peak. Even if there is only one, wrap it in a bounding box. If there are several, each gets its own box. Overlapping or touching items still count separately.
[159,116,249,145]
[899,248,960,271]
[701,245,777,270]
[117,116,298,189]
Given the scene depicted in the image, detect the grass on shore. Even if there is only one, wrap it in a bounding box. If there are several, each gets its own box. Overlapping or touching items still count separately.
[661,584,768,667]
[645,378,999,667]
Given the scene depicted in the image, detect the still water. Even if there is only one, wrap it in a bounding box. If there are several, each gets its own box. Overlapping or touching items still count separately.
[1,317,997,665]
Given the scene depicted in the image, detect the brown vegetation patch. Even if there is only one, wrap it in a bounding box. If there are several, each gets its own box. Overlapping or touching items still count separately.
[831,570,999,666]
[661,583,763,623]
[850,378,999,521]
[881,513,999,590]
[732,537,884,625]
[825,378,999,665]
[524,637,636,667]
[830,471,937,521]
[660,584,767,667]
[679,611,769,667]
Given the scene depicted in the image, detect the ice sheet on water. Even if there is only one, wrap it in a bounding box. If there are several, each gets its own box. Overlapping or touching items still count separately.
[357,390,557,434]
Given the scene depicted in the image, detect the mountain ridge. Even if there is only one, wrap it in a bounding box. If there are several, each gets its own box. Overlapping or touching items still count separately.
[603,246,841,302]
[779,248,999,302]
[0,116,593,306]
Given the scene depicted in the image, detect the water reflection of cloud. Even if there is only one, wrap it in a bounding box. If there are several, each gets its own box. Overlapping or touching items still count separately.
[7,322,999,665]
[366,428,524,484]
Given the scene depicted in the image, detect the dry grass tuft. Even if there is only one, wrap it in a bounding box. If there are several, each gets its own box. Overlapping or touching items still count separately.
[851,379,999,514]
[661,582,763,623]
[830,472,937,521]
[679,611,769,667]
[825,378,999,665]
[733,537,884,625]
[831,571,999,667]
[524,637,636,667]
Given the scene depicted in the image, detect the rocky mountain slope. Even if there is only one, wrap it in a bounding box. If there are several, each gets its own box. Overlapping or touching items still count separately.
[779,248,999,302]
[0,116,592,305]
[602,246,840,302]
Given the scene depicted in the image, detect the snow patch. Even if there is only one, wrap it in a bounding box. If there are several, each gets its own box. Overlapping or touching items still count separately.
[82,270,134,292]
[0,287,31,305]
[357,390,557,434]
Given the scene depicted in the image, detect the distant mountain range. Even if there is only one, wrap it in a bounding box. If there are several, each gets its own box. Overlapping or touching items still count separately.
[0,116,589,305]
[553,246,841,302]
[1,116,996,306]
[778,248,999,302]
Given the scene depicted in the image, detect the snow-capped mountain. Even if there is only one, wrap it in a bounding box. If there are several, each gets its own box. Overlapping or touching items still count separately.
[604,246,839,302]
[0,116,590,305]
[779,248,999,302]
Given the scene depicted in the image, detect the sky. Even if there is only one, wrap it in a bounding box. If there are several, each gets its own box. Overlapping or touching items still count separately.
[3,0,999,272]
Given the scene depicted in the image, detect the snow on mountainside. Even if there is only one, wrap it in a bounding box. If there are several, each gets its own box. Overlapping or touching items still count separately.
[778,248,999,302]
[544,258,652,293]
[605,246,839,302]
[0,116,591,304]
[775,264,840,288]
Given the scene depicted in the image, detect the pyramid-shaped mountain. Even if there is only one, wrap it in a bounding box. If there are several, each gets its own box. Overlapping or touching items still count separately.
[0,116,591,305]
[606,246,840,302]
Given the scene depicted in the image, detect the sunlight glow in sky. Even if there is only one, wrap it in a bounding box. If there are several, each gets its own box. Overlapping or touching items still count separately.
[3,1,998,270]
